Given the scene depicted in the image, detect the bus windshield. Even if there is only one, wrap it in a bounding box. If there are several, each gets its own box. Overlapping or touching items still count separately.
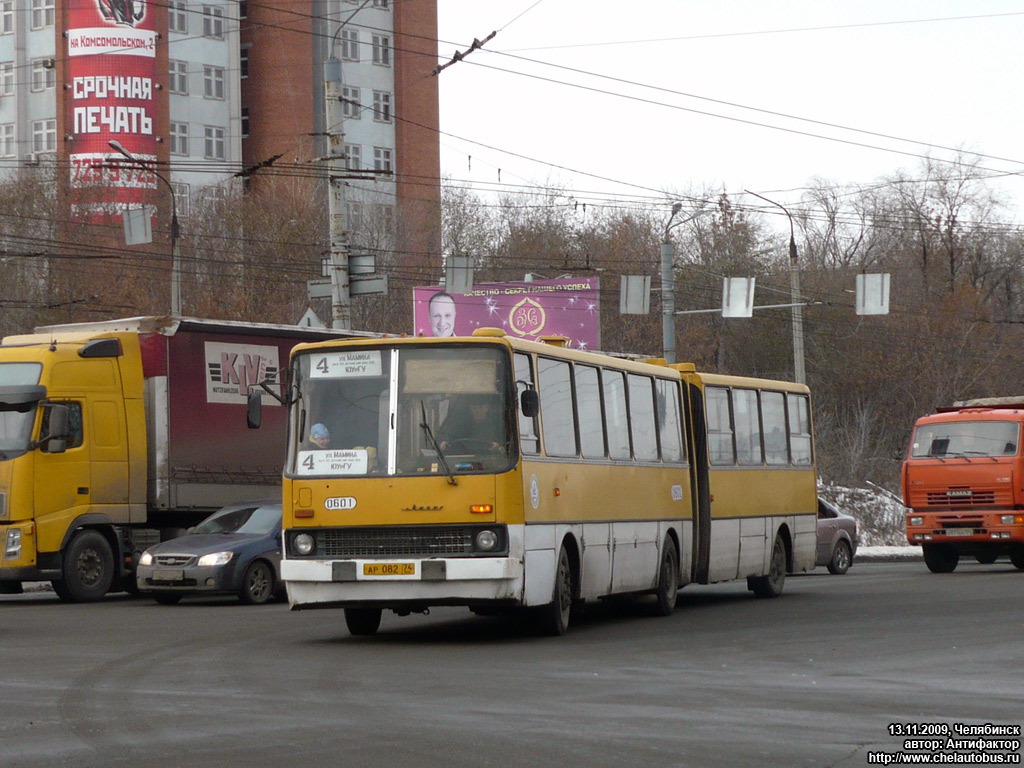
[287,345,514,477]
[911,420,1020,458]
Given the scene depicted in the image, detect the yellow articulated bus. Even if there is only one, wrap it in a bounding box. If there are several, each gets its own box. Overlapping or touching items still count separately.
[251,328,817,635]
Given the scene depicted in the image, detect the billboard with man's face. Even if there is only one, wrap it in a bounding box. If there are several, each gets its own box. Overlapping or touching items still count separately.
[413,277,601,350]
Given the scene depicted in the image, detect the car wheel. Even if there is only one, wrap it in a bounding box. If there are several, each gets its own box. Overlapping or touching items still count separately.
[536,543,574,636]
[239,560,274,605]
[922,543,959,573]
[653,537,679,616]
[827,539,852,575]
[748,533,787,598]
[61,530,115,602]
[345,607,382,636]
[154,593,183,605]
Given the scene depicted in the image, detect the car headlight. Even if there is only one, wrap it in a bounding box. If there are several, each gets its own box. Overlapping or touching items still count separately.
[139,551,153,566]
[198,551,233,567]
[475,529,498,551]
[293,533,315,556]
[909,516,923,526]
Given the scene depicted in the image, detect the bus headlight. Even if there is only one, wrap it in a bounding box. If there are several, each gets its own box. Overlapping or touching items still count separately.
[293,533,316,556]
[475,529,499,551]
[909,517,923,526]
[4,529,21,559]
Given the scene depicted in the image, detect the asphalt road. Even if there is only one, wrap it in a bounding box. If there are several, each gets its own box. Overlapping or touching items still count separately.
[1,561,1022,768]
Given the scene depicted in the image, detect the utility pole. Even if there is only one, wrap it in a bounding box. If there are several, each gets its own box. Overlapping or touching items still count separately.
[747,191,805,384]
[324,57,351,330]
[661,203,682,364]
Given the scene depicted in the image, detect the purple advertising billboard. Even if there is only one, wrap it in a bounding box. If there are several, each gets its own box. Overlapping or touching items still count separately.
[413,277,601,350]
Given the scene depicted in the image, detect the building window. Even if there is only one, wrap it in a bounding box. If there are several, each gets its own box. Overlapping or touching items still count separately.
[169,0,188,33]
[1,123,14,157]
[344,143,360,170]
[31,119,55,153]
[240,46,249,78]
[373,146,392,173]
[169,60,188,94]
[241,107,249,138]
[372,91,391,122]
[204,126,226,159]
[0,61,13,95]
[376,203,394,232]
[170,122,188,155]
[31,0,54,29]
[341,86,360,118]
[31,59,55,92]
[202,5,224,38]
[238,0,247,19]
[203,65,225,99]
[347,201,363,232]
[171,182,191,218]
[371,35,391,66]
[205,186,228,213]
[2,2,14,34]
[340,28,358,61]
[372,0,388,7]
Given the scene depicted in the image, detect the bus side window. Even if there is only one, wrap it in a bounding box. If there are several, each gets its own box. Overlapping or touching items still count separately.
[706,387,734,465]
[761,391,788,465]
[733,388,762,466]
[656,379,685,463]
[603,369,630,460]
[537,357,577,457]
[628,374,658,462]
[576,364,605,458]
[514,353,539,455]
[788,393,813,465]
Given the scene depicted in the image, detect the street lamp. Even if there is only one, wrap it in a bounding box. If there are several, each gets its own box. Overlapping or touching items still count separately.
[661,202,707,364]
[108,140,181,316]
[746,190,805,384]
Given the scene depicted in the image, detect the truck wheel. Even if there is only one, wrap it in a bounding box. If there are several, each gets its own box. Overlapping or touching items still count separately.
[1010,546,1024,570]
[62,530,115,602]
[922,543,959,573]
[974,551,998,564]
[748,533,787,598]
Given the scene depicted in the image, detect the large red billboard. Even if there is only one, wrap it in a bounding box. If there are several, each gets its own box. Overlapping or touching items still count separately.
[65,0,159,220]
[412,277,601,350]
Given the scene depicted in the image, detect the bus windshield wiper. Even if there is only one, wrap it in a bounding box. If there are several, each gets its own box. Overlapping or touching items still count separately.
[420,401,456,486]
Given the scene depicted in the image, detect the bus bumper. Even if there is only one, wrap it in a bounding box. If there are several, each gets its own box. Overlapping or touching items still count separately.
[281,556,524,609]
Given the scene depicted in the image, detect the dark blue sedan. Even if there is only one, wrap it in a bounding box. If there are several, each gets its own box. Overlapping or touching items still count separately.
[136,500,283,605]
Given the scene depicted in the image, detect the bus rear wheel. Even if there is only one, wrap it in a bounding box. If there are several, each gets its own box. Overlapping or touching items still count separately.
[345,607,383,636]
[653,537,679,616]
[748,533,786,598]
[923,543,959,573]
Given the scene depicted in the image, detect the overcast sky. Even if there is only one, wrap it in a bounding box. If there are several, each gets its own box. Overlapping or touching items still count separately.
[435,0,1024,220]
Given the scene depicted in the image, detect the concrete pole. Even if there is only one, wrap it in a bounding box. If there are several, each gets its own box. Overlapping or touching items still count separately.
[324,58,351,330]
[661,202,682,364]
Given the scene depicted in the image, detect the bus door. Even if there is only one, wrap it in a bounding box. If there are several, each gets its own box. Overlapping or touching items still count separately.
[685,381,711,583]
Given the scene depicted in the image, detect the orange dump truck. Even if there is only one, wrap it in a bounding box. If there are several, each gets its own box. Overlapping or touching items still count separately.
[903,397,1024,572]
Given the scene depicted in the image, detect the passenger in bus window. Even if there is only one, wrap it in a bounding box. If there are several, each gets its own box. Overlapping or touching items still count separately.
[438,395,502,452]
[307,423,331,449]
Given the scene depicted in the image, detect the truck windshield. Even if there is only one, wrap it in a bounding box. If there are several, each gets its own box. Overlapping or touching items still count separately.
[0,363,43,456]
[287,345,514,478]
[911,420,1020,458]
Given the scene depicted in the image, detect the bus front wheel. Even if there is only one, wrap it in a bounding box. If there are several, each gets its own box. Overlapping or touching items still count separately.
[653,537,679,616]
[345,607,383,636]
[748,533,787,598]
[537,544,574,636]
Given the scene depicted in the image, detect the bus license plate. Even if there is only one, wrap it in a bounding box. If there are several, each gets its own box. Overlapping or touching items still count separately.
[363,562,416,576]
[945,529,974,537]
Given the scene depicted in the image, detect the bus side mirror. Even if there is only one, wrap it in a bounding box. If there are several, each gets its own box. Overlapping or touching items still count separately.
[247,390,263,429]
[520,389,539,418]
